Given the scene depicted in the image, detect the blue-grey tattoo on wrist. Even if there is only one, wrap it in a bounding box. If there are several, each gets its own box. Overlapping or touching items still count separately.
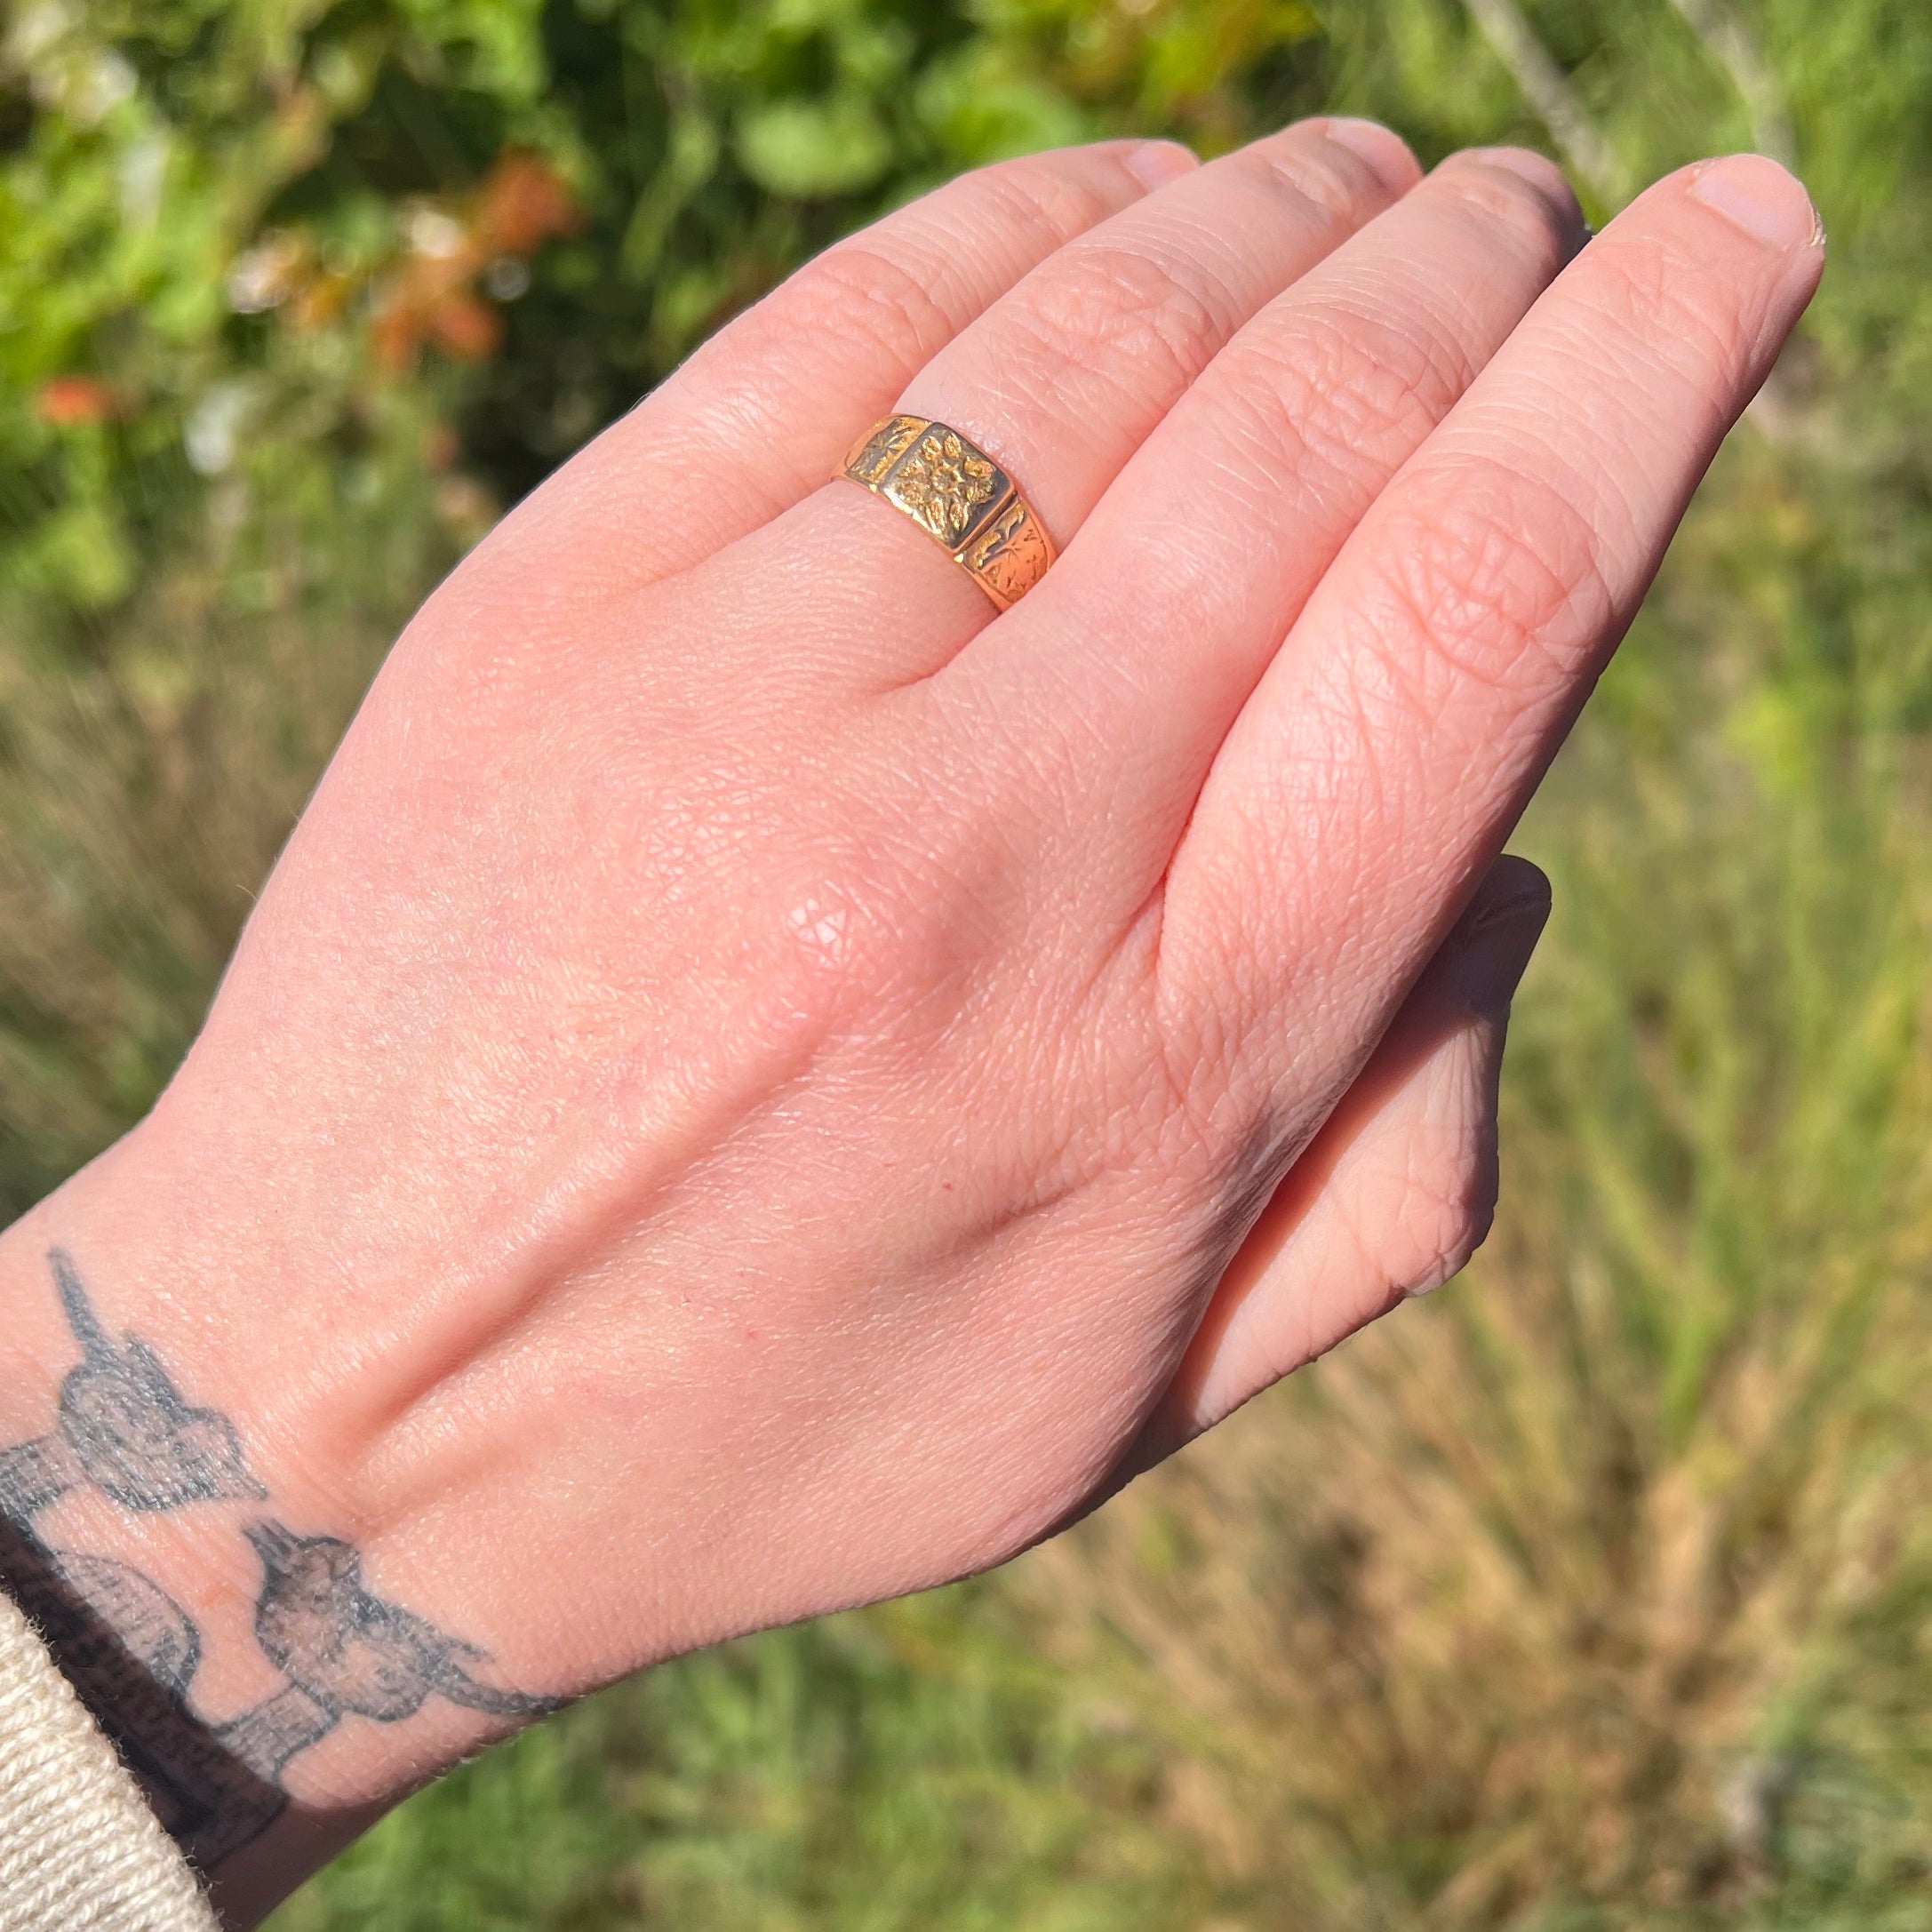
[0,1249,560,1872]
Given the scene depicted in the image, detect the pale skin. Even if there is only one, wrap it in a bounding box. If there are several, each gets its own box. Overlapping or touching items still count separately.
[0,120,1822,1924]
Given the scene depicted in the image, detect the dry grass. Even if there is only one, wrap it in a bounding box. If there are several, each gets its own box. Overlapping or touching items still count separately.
[0,503,442,1214]
[1017,464,1932,1926]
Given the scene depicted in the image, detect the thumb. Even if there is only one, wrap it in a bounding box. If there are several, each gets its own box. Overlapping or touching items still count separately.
[1137,854,1551,1461]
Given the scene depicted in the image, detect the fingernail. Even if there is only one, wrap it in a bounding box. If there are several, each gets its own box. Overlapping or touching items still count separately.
[1320,117,1420,196]
[1125,140,1198,191]
[1689,154,1824,251]
[1458,871,1553,1012]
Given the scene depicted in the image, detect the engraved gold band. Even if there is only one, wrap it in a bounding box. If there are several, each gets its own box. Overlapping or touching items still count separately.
[840,414,1056,611]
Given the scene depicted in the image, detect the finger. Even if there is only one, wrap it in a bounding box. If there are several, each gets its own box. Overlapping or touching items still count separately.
[715,116,1418,687]
[922,149,1579,928]
[884,117,1419,646]
[1163,156,1823,1103]
[1134,857,1548,1466]
[436,140,1189,614]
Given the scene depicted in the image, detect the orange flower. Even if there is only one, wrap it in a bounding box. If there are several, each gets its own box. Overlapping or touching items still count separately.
[473,151,579,259]
[372,253,475,372]
[36,376,119,426]
[368,150,576,373]
[427,291,502,362]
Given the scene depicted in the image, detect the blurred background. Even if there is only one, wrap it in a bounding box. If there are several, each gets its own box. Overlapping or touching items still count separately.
[3,0,1930,1925]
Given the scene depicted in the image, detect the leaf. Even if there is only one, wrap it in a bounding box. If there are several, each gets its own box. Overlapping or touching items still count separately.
[733,94,895,200]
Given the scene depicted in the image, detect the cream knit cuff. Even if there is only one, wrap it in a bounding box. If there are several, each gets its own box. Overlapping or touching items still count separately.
[0,1591,217,1932]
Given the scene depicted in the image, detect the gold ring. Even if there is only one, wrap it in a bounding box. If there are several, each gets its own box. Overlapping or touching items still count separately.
[840,414,1056,611]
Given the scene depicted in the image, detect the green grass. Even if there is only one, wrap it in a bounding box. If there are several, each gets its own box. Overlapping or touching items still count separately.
[275,1589,1201,1932]
[7,0,1932,1926]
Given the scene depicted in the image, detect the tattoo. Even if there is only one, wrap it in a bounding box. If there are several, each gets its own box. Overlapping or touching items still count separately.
[0,1249,265,1521]
[48,1548,202,1696]
[243,1521,558,1730]
[0,1433,84,1521]
[201,1523,560,1781]
[0,1519,288,1865]
[213,1683,336,1784]
[0,1250,559,1872]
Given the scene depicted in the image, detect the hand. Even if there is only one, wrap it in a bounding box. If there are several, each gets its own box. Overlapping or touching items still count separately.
[0,120,1821,1920]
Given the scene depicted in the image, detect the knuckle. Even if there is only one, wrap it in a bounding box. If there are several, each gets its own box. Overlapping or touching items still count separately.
[722,146,1154,383]
[1007,242,1234,402]
[1387,1129,1498,1295]
[971,148,1138,249]
[1367,475,1611,700]
[1347,1057,1505,1302]
[1223,304,1471,494]
[765,241,958,374]
[1249,135,1385,228]
[1584,240,1758,395]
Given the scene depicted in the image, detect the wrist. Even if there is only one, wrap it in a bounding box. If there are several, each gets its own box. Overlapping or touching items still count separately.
[0,1126,559,1925]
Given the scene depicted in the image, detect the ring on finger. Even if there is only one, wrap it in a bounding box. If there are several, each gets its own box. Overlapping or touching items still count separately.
[841,414,1057,611]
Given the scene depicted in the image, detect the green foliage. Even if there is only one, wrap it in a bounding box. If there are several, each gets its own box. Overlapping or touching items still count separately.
[273,1590,1197,1932]
[0,0,1326,632]
[5,0,1932,1927]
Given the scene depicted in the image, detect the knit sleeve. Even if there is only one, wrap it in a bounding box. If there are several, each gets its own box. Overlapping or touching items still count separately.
[0,1591,218,1932]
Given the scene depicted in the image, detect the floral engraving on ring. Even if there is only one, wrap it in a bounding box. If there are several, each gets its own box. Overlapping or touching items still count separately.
[962,496,1051,606]
[845,414,926,486]
[887,427,1002,547]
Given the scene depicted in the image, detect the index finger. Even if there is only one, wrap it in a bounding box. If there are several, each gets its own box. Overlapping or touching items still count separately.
[1162,154,1824,1099]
